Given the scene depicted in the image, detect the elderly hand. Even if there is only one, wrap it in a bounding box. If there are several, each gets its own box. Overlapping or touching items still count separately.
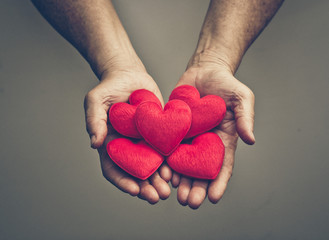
[171,60,255,209]
[84,69,172,204]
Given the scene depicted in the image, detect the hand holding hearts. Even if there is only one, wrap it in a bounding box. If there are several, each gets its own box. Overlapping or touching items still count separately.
[107,86,226,180]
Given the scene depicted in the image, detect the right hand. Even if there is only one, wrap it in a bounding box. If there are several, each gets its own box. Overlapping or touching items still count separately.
[84,69,172,204]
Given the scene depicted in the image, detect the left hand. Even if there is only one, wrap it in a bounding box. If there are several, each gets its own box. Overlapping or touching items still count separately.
[171,62,255,209]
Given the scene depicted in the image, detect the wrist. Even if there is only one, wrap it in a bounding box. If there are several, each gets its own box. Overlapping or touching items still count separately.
[88,46,146,79]
[190,17,245,74]
[187,48,236,75]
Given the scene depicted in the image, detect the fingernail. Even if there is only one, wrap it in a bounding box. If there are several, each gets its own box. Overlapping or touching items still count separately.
[90,135,96,147]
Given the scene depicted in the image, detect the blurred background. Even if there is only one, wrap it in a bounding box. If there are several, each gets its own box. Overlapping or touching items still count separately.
[1,0,329,239]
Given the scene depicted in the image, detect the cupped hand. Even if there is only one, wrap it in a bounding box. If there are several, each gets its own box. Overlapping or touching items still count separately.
[171,63,255,209]
[84,69,172,204]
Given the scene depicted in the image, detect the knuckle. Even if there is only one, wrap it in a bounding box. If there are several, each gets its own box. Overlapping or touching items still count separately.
[84,89,98,105]
[100,162,109,179]
[225,168,233,178]
[240,87,254,101]
[101,169,107,179]
[247,88,255,100]
[222,164,233,179]
[101,165,112,183]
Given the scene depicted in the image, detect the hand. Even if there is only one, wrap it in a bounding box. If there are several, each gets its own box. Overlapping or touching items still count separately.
[171,62,255,209]
[84,69,172,204]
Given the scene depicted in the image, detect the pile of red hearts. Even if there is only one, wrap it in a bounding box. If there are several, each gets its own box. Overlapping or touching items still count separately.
[107,85,226,180]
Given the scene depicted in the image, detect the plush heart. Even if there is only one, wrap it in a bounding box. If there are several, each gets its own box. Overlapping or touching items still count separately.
[109,89,161,138]
[135,100,192,156]
[107,138,164,180]
[166,132,225,180]
[169,85,226,139]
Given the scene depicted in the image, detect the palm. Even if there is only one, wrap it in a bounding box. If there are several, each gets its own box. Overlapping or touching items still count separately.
[172,67,254,208]
[85,70,171,204]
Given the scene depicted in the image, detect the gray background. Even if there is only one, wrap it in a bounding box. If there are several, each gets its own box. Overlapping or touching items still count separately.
[1,0,329,239]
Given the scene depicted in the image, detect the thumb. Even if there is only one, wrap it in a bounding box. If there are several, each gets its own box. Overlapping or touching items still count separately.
[84,91,109,149]
[232,90,255,145]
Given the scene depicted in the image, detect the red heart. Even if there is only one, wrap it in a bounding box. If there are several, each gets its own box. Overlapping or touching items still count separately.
[135,100,192,156]
[107,138,164,180]
[169,85,226,138]
[166,132,225,180]
[109,89,161,138]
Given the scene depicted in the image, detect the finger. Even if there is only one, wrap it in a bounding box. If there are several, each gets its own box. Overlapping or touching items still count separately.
[208,166,232,203]
[187,180,208,209]
[208,147,235,204]
[232,89,255,145]
[99,148,140,196]
[171,172,181,188]
[177,177,192,206]
[138,180,160,204]
[149,172,171,200]
[84,90,109,148]
[158,163,172,182]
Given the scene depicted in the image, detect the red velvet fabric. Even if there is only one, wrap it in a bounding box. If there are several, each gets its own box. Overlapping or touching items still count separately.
[169,85,226,138]
[135,100,192,156]
[109,89,161,138]
[166,132,225,180]
[107,88,226,180]
[107,138,164,180]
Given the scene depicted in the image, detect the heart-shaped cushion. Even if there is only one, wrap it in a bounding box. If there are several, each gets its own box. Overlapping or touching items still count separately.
[135,100,192,156]
[107,138,164,180]
[169,85,226,138]
[109,89,161,138]
[166,132,225,179]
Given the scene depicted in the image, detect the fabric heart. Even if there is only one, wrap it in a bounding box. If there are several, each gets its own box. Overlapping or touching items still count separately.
[109,89,161,138]
[169,85,226,138]
[166,132,225,180]
[135,100,192,156]
[107,138,164,180]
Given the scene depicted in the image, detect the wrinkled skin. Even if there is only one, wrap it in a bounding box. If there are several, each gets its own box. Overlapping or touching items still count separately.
[171,64,255,209]
[84,70,172,204]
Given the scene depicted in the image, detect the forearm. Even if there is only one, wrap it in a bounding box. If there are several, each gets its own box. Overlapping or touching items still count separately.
[31,0,144,78]
[189,0,284,73]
